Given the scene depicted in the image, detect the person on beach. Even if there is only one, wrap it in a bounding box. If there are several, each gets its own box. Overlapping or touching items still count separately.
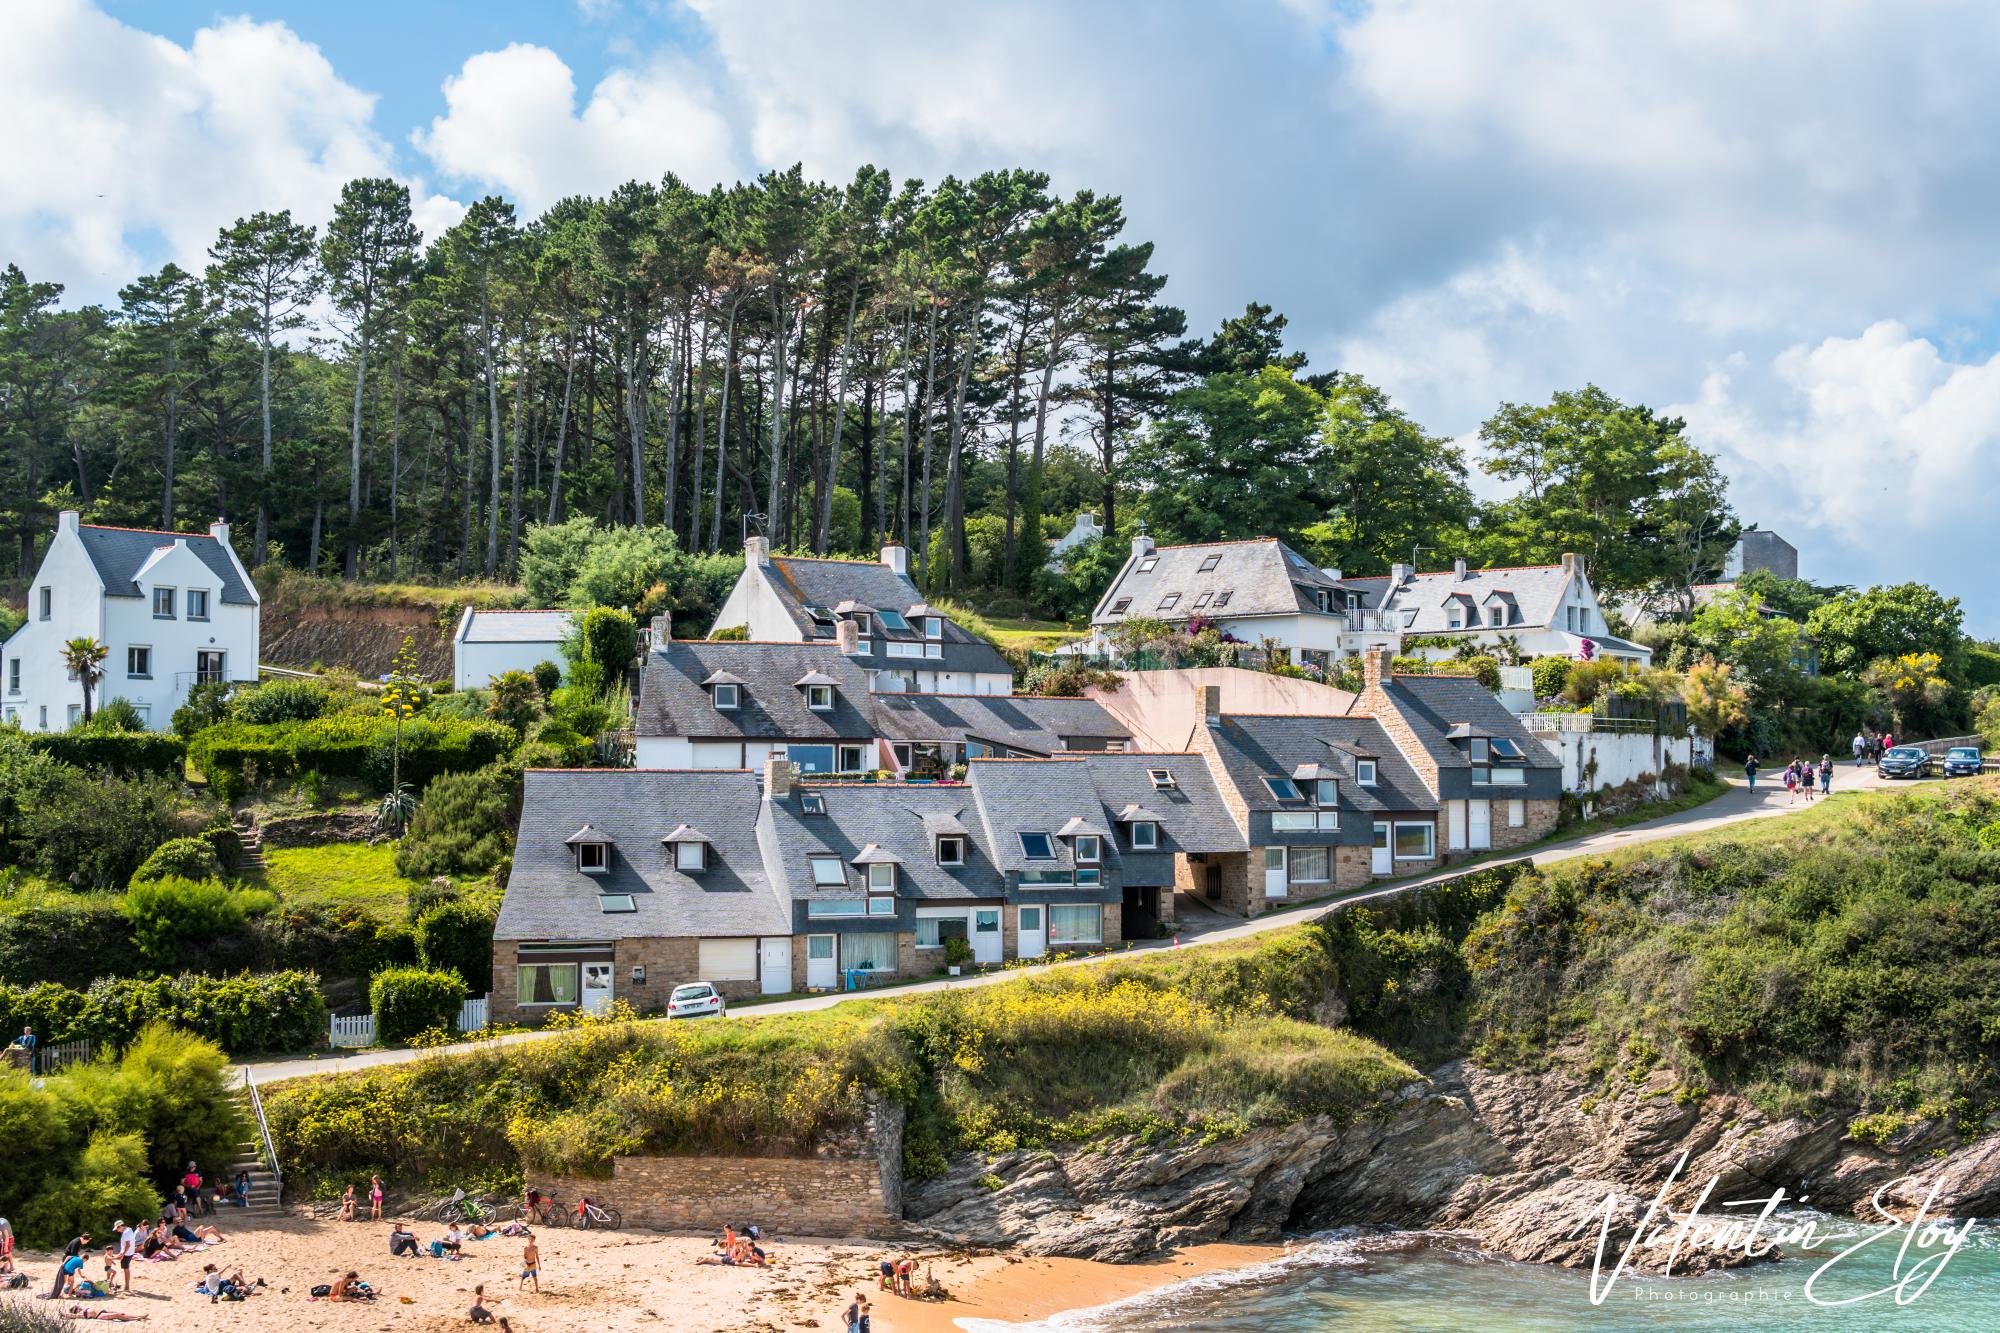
[118,1219,142,1292]
[183,1163,208,1216]
[877,1258,895,1291]
[68,1307,148,1321]
[895,1257,915,1297]
[340,1184,356,1222]
[844,1293,871,1333]
[234,1172,251,1209]
[369,1176,384,1221]
[518,1235,539,1293]
[51,1231,90,1299]
[388,1223,418,1258]
[1743,754,1759,789]
[0,1218,15,1274]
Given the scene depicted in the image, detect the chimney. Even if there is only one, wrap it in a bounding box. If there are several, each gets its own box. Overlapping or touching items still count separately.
[835,618,860,653]
[1453,557,1467,580]
[1132,533,1156,560]
[880,543,909,576]
[1389,562,1410,587]
[1321,567,1342,581]
[1362,645,1390,693]
[58,510,79,535]
[1561,552,1580,576]
[745,534,771,566]
[1201,683,1222,728]
[209,518,231,546]
[763,753,794,799]
[649,612,671,648]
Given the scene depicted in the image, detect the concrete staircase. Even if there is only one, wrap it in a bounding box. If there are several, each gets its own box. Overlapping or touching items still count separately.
[225,1087,285,1222]
[234,820,267,874]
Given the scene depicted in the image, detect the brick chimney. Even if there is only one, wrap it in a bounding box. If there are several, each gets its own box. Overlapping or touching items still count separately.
[1132,533,1155,560]
[1362,644,1390,694]
[745,534,771,566]
[835,618,860,653]
[880,543,909,576]
[763,753,794,799]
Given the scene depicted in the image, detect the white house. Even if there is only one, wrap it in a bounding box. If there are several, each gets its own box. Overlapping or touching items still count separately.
[452,609,576,691]
[1349,554,1651,665]
[1045,510,1104,568]
[710,537,1013,695]
[2,510,260,732]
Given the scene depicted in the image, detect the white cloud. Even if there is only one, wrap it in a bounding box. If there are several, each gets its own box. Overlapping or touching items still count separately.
[412,42,738,213]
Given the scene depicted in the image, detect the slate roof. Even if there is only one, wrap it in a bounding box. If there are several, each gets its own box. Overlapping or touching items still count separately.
[869,693,1130,753]
[765,555,1011,676]
[1207,714,1437,814]
[1091,538,1345,625]
[764,782,1007,903]
[1075,752,1248,853]
[76,524,254,605]
[1341,564,1575,634]
[459,609,575,644]
[636,641,877,740]
[966,760,1120,872]
[497,770,791,941]
[1372,676,1562,772]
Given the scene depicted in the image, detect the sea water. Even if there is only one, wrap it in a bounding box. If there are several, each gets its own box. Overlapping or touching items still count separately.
[955,1223,2000,1332]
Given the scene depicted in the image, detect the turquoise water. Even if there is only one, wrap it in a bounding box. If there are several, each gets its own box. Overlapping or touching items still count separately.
[957,1224,2000,1331]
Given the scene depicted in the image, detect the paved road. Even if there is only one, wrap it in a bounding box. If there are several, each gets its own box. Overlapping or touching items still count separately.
[242,763,1894,1086]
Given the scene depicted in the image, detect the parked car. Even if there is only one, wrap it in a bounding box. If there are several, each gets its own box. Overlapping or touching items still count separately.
[1942,746,1986,777]
[1877,745,1933,780]
[666,981,726,1019]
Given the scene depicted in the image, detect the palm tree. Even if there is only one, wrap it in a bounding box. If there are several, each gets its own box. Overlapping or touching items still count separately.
[60,637,108,725]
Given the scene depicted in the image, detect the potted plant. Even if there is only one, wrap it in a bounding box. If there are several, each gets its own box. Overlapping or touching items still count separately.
[943,935,975,976]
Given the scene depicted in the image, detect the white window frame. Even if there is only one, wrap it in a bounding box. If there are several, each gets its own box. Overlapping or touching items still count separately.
[598,894,637,913]
[1289,846,1331,884]
[1393,821,1435,861]
[867,894,897,917]
[127,645,151,679]
[1129,820,1158,850]
[152,586,177,619]
[516,962,580,1007]
[810,855,846,887]
[576,842,609,875]
[1314,779,1338,807]
[674,841,706,872]
[1074,834,1101,865]
[712,683,741,710]
[838,745,865,772]
[866,862,896,892]
[1356,760,1377,786]
[924,617,943,640]
[936,836,966,866]
[186,588,210,621]
[1049,904,1103,946]
[4,659,16,695]
[806,683,835,711]
[799,792,827,816]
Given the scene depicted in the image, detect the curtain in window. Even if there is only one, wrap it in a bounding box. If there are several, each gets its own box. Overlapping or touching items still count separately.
[1289,847,1330,883]
[841,932,899,972]
[1050,905,1102,945]
[518,963,578,1005]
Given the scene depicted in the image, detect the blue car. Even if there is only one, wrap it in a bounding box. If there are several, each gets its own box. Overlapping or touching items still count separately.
[1943,746,1985,778]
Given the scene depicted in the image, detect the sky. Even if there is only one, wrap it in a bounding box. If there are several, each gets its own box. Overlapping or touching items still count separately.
[6,0,2000,633]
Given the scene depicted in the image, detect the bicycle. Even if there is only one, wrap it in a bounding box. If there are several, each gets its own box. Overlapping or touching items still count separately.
[433,1188,494,1225]
[525,1192,569,1229]
[572,1197,622,1231]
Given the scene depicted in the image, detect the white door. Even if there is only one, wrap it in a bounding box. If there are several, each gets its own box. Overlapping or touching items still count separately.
[971,909,1003,964]
[805,935,837,990]
[1371,823,1392,875]
[1264,846,1287,897]
[579,962,613,1015]
[1017,906,1046,959]
[1468,799,1492,851]
[759,937,792,995]
[1446,800,1468,852]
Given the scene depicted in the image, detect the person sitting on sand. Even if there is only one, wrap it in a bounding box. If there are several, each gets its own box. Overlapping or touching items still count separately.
[0,1217,14,1274]
[388,1223,418,1258]
[340,1184,357,1222]
[68,1306,148,1321]
[329,1272,372,1302]
[468,1283,494,1324]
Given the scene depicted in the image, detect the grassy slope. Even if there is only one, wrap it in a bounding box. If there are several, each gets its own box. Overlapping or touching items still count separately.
[261,843,495,918]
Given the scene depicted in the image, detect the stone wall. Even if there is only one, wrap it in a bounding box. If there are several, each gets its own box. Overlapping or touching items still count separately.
[1490,799,1559,851]
[547,1099,905,1240]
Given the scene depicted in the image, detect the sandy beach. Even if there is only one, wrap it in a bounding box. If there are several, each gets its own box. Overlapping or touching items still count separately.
[10,1218,1279,1333]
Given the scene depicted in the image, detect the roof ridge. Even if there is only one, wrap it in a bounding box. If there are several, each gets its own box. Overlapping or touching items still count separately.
[524,766,756,774]
[470,608,572,615]
[1150,536,1282,552]
[772,553,900,567]
[1221,712,1357,720]
[666,638,842,647]
[81,522,219,540]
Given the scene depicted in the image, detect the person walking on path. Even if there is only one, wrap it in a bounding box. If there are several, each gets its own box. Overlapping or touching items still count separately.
[1852,732,1867,766]
[1783,760,1799,803]
[1819,755,1834,795]
[1744,754,1760,790]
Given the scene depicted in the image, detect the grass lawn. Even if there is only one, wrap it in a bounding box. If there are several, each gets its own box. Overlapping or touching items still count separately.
[260,842,495,917]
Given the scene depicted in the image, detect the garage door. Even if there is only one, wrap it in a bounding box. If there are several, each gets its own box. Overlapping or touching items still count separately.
[697,938,758,981]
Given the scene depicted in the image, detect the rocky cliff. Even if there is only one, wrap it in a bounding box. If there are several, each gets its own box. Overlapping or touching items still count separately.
[907,1052,2000,1273]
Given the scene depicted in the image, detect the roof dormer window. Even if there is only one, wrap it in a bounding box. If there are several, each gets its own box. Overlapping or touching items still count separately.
[1074,834,1101,864]
[674,842,706,871]
[936,835,966,866]
[1130,820,1158,850]
[807,684,834,710]
[866,862,896,892]
[714,683,740,710]
[566,826,611,875]
[1357,759,1377,786]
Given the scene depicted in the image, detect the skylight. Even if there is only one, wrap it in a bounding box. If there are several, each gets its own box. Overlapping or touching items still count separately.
[1110,598,1131,615]
[806,604,836,623]
[598,894,637,913]
[1213,590,1232,608]
[1263,776,1302,801]
[1198,553,1222,572]
[1137,557,1158,573]
[1148,768,1176,788]
[800,792,827,815]
[1157,593,1179,611]
[877,609,910,631]
[1018,831,1056,860]
[1490,738,1524,760]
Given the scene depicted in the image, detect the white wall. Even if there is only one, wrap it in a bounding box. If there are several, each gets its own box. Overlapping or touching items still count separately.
[1538,727,1692,794]
[455,639,567,692]
[2,525,103,732]
[710,561,802,640]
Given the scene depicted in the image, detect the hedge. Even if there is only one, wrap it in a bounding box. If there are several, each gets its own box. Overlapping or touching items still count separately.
[369,967,468,1044]
[414,901,497,992]
[0,971,325,1054]
[190,715,514,797]
[27,730,187,778]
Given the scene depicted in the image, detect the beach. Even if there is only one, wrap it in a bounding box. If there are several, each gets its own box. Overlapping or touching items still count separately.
[11,1219,1279,1333]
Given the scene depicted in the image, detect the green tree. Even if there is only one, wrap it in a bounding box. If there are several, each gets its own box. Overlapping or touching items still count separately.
[395,764,519,879]
[485,670,543,733]
[1685,590,1803,699]
[113,263,206,527]
[60,636,107,723]
[1301,372,1474,575]
[1196,301,1308,376]
[1862,652,1953,736]
[1806,584,1966,677]
[438,197,521,577]
[1131,368,1331,543]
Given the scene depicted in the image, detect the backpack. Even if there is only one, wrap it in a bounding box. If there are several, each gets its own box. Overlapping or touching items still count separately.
[310,1284,331,1298]
[5,1275,26,1290]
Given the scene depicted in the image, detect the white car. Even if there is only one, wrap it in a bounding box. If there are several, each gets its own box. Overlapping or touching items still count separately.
[666,982,726,1019]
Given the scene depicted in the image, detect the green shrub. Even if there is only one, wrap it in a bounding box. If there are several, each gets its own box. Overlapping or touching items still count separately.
[369,967,468,1044]
[394,765,519,880]
[130,836,222,886]
[26,730,186,778]
[15,1130,159,1249]
[414,901,496,993]
[256,905,415,984]
[80,973,325,1053]
[531,661,561,695]
[231,679,330,725]
[83,697,145,732]
[576,606,639,675]
[23,770,199,889]
[171,680,235,739]
[121,878,268,969]
[107,1023,250,1186]
[191,716,513,797]
[0,901,144,988]
[1531,656,1573,700]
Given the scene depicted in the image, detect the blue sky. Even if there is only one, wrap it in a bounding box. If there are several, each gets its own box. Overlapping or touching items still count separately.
[12,0,2000,635]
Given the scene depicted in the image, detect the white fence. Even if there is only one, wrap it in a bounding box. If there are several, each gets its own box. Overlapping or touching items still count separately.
[328,1014,376,1048]
[458,997,489,1033]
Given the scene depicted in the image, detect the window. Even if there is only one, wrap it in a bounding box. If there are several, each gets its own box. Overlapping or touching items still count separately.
[810,855,846,886]
[915,918,943,948]
[1490,738,1524,760]
[1469,738,1490,763]
[598,894,637,913]
[1129,821,1158,850]
[877,609,910,631]
[808,899,867,917]
[1148,768,1176,788]
[867,862,896,891]
[4,659,15,695]
[1198,553,1222,572]
[867,894,896,916]
[1271,812,1315,831]
[936,835,966,866]
[1074,835,1101,864]
[1447,610,1464,629]
[576,842,608,874]
[1290,847,1330,883]
[1471,766,1489,784]
[892,743,914,769]
[1192,591,1213,609]
[808,935,836,961]
[37,588,50,621]
[1508,799,1527,828]
[196,651,224,683]
[517,963,579,1006]
[1394,822,1435,860]
[1263,776,1301,801]
[1356,760,1377,786]
[1314,779,1338,806]
[1489,605,1504,627]
[1488,767,1527,786]
[1157,593,1179,612]
[152,587,176,618]
[924,617,943,640]
[789,744,835,774]
[1018,831,1055,860]
[1049,905,1102,946]
[806,684,834,710]
[713,683,740,710]
[127,646,151,679]
[1212,590,1232,608]
[186,588,209,620]
[800,793,827,816]
[839,745,866,772]
[1137,557,1158,573]
[674,841,706,872]
[1109,598,1131,616]
[842,933,899,972]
